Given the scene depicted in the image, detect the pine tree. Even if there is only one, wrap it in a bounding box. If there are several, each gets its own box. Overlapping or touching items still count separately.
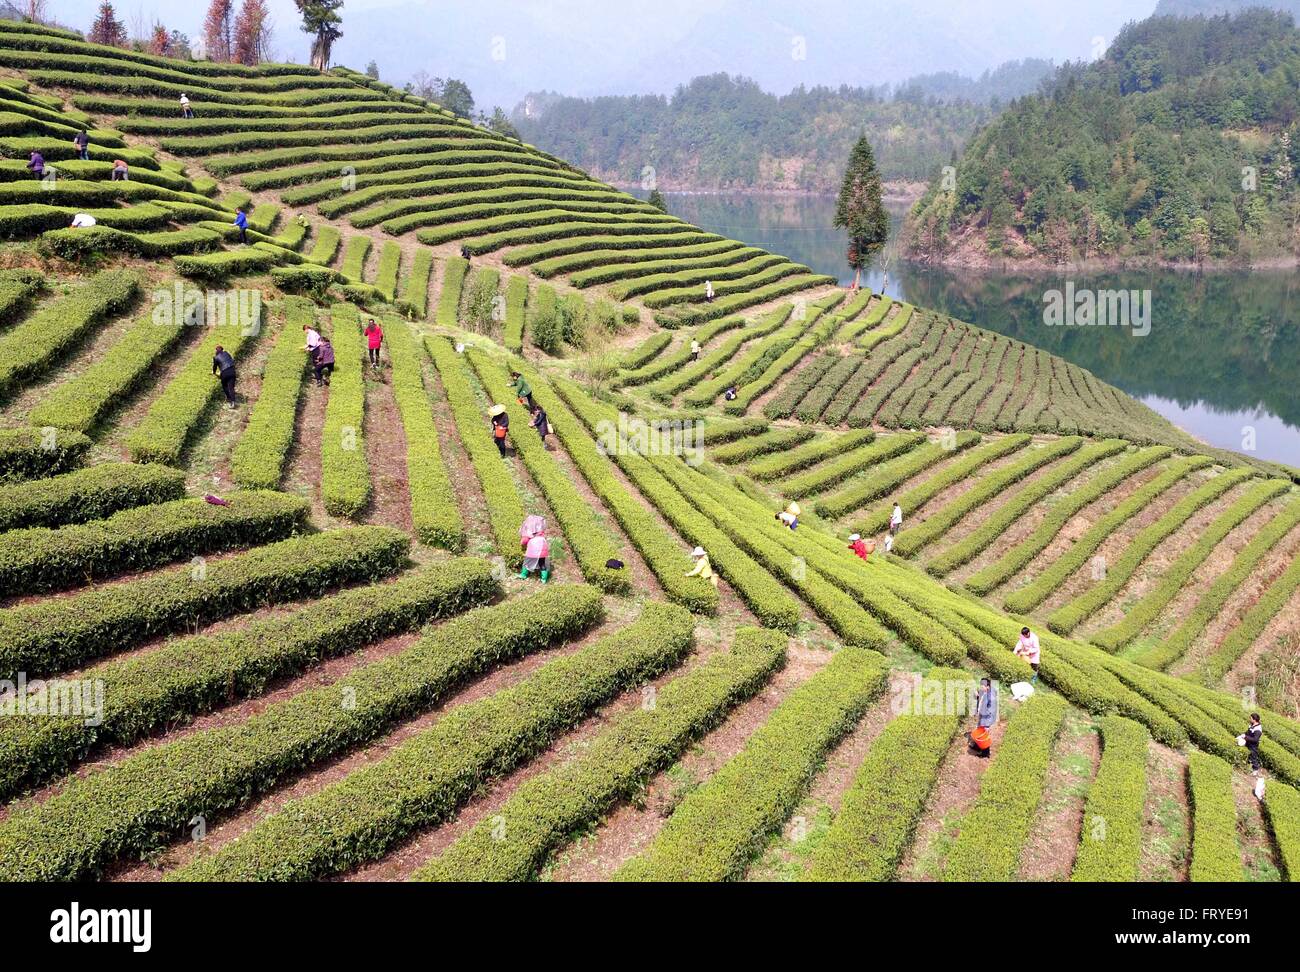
[485,107,519,140]
[295,1,344,71]
[365,60,379,80]
[648,188,667,213]
[203,0,234,61]
[168,30,193,59]
[834,135,889,290]
[88,2,127,47]
[439,78,475,118]
[233,0,271,66]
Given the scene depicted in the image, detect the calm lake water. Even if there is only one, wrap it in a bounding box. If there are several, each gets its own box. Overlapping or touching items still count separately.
[654,191,1300,466]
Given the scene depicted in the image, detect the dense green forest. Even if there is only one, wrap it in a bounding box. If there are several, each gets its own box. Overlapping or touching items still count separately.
[511,63,1052,192]
[1155,0,1300,17]
[906,11,1300,266]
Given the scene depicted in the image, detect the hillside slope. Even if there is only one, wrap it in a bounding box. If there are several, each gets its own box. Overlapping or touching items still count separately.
[0,18,1297,885]
[905,10,1300,267]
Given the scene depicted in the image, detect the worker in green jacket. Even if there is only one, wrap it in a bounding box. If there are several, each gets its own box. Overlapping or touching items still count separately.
[510,369,535,410]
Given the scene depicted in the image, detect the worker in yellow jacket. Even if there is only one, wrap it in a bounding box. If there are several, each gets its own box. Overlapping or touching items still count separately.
[685,546,718,588]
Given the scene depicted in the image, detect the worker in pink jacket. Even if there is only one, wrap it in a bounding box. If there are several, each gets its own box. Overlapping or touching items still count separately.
[519,514,550,582]
[364,319,383,370]
[1014,626,1041,683]
[521,532,550,582]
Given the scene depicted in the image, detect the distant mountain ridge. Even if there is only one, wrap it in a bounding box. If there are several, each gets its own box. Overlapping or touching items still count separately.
[511,63,1053,193]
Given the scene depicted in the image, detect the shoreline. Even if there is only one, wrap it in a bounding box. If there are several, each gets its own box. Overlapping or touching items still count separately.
[608,181,927,205]
[899,249,1300,274]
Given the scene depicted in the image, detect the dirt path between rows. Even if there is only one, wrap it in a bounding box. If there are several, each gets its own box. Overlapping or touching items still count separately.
[1234,770,1281,881]
[898,714,1007,881]
[360,367,414,533]
[1017,708,1099,880]
[1138,742,1190,882]
[282,359,331,522]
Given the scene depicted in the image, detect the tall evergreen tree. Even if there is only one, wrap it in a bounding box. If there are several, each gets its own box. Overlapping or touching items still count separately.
[834,135,889,290]
[439,78,475,118]
[88,2,127,47]
[168,30,193,59]
[295,0,344,71]
[364,60,379,79]
[648,188,668,213]
[482,107,519,139]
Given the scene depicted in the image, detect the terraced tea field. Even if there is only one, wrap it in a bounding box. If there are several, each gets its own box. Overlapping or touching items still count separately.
[0,19,1296,885]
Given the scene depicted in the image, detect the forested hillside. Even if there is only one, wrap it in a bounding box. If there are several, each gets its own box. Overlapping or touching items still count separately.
[906,11,1300,266]
[1154,0,1300,17]
[512,65,1052,193]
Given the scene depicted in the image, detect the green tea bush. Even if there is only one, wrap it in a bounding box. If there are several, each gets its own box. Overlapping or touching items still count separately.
[1048,467,1258,636]
[417,627,785,881]
[434,255,468,327]
[0,524,407,683]
[1089,477,1286,650]
[426,336,526,566]
[0,584,604,881]
[965,446,1172,597]
[926,439,1126,578]
[617,648,888,881]
[1071,716,1149,882]
[229,299,313,489]
[0,268,139,400]
[0,489,306,596]
[1135,498,1300,671]
[0,462,183,533]
[171,600,691,882]
[1187,751,1244,882]
[27,310,186,433]
[942,694,1068,881]
[1003,456,1212,614]
[126,311,261,465]
[807,669,966,881]
[397,248,434,318]
[320,303,370,516]
[384,316,464,549]
[0,426,90,482]
[0,555,495,800]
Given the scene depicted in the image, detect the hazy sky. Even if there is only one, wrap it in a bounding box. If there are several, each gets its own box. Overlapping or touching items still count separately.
[62,0,1161,109]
